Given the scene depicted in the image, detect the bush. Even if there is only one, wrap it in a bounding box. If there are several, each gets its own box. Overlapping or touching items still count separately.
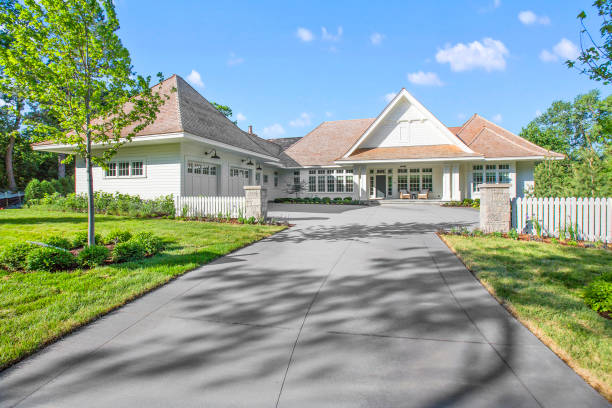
[72,231,103,248]
[472,199,480,208]
[508,229,519,240]
[584,273,612,312]
[130,232,165,256]
[322,197,331,204]
[0,242,35,271]
[78,245,110,268]
[104,229,132,244]
[312,197,321,203]
[44,235,73,250]
[333,197,343,202]
[24,179,43,201]
[25,247,76,272]
[112,240,146,263]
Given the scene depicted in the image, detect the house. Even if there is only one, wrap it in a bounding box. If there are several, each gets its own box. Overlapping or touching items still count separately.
[33,74,563,201]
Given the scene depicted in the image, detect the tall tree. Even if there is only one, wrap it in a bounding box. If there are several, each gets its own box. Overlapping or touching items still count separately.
[568,0,612,84]
[0,0,168,244]
[212,102,237,125]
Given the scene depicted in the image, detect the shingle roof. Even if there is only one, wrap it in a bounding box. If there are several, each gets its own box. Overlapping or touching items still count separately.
[452,114,564,159]
[33,75,279,160]
[337,145,480,161]
[284,118,375,166]
[267,137,302,150]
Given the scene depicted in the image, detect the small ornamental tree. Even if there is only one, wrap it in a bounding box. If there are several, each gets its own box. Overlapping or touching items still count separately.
[284,180,309,198]
[0,0,169,245]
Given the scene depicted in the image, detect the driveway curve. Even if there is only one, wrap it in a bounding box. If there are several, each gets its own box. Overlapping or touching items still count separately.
[0,203,608,407]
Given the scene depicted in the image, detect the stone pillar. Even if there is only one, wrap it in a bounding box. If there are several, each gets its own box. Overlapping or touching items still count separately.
[244,185,267,219]
[479,184,511,233]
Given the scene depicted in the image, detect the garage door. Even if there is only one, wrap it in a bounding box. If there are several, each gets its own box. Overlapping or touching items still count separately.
[185,160,218,196]
[229,167,250,196]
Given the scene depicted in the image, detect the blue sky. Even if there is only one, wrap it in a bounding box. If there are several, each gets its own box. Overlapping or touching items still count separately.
[115,0,606,138]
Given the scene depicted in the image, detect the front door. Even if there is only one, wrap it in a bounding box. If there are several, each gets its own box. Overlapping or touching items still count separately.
[375,175,386,198]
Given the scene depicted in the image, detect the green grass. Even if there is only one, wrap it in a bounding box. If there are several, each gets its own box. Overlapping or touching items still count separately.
[442,234,612,401]
[0,209,285,369]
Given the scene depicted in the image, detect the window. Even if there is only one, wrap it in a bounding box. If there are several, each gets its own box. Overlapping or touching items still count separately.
[422,174,432,190]
[318,169,325,174]
[106,162,117,177]
[410,174,420,191]
[336,174,344,192]
[369,175,374,197]
[309,175,316,192]
[410,168,419,173]
[398,175,408,191]
[345,175,353,192]
[293,171,300,186]
[274,174,278,187]
[376,169,385,174]
[318,175,325,192]
[131,161,143,176]
[485,171,497,183]
[346,169,353,174]
[472,172,483,192]
[256,173,261,184]
[388,169,393,174]
[210,166,216,176]
[202,165,209,175]
[309,169,316,175]
[387,176,393,196]
[263,174,269,183]
[327,175,335,192]
[422,168,432,173]
[398,168,407,174]
[118,162,130,177]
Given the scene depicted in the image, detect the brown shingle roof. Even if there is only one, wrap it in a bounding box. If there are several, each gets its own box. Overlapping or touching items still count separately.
[452,114,564,159]
[338,145,480,161]
[284,118,375,166]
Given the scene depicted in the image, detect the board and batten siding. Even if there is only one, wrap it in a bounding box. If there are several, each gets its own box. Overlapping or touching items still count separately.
[75,143,182,199]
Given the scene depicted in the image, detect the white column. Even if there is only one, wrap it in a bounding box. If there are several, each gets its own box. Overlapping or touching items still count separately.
[510,161,517,198]
[451,164,461,201]
[442,165,451,201]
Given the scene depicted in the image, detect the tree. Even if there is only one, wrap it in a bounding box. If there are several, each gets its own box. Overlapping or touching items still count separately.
[212,102,237,125]
[568,1,612,84]
[0,0,168,245]
[284,180,309,198]
[532,159,570,197]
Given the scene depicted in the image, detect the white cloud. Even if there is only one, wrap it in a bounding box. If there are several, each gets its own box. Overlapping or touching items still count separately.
[289,112,312,127]
[296,27,314,42]
[540,38,580,62]
[518,10,550,25]
[325,111,333,117]
[407,71,444,86]
[370,32,384,45]
[321,26,343,42]
[262,123,285,137]
[227,52,244,66]
[186,69,204,88]
[435,38,509,72]
[384,92,397,103]
[493,0,501,8]
[492,113,502,123]
[236,112,246,122]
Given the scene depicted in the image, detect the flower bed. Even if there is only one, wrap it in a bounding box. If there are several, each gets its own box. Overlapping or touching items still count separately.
[273,196,366,205]
[441,198,480,208]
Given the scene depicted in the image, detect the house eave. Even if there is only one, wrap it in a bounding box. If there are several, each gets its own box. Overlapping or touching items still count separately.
[334,156,481,164]
[183,132,279,162]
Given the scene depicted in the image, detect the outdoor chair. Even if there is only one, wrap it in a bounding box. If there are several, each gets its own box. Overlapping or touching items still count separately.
[399,190,410,199]
[417,189,430,199]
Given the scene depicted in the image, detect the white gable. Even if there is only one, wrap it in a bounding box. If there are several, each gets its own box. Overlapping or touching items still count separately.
[343,89,473,157]
[362,99,452,148]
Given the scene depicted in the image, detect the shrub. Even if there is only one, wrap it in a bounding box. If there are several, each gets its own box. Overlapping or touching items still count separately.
[0,242,36,271]
[567,240,578,247]
[344,197,352,201]
[274,198,284,203]
[104,229,132,244]
[333,197,343,202]
[492,231,503,238]
[130,232,165,256]
[584,276,612,313]
[24,179,43,201]
[25,247,76,272]
[44,235,73,250]
[472,199,480,208]
[72,231,103,248]
[78,245,110,268]
[322,197,331,204]
[508,229,519,240]
[312,196,321,203]
[112,240,146,263]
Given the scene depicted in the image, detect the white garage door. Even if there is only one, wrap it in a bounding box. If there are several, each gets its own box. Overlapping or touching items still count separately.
[185,160,218,196]
[229,167,250,196]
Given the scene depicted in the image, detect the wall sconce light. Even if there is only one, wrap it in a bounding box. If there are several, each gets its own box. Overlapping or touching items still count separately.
[242,158,254,166]
[205,149,220,159]
[256,164,262,171]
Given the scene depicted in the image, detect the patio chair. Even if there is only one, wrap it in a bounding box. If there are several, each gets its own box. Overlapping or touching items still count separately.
[417,189,430,199]
[399,190,410,199]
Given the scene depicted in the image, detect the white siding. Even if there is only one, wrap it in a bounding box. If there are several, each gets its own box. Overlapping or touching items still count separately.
[75,143,181,199]
[516,161,535,198]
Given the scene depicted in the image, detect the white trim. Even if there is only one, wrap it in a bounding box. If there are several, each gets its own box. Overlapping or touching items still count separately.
[483,156,563,161]
[342,89,474,158]
[335,156,479,164]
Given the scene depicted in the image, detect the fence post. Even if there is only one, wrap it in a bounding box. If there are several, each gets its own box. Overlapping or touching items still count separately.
[244,186,267,220]
[479,184,511,233]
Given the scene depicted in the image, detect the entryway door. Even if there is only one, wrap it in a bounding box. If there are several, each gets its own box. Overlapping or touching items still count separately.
[375,175,386,198]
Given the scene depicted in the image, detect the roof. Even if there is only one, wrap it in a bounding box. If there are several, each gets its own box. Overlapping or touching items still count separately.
[337,145,481,161]
[284,118,375,166]
[452,114,564,159]
[33,75,280,160]
[267,137,302,150]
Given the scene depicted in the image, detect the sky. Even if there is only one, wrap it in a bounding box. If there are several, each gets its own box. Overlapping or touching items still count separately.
[114,0,607,138]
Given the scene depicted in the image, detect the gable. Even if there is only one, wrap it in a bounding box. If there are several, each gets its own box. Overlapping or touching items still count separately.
[361,98,453,148]
[343,89,473,158]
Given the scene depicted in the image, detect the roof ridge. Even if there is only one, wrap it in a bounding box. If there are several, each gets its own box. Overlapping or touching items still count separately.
[476,115,559,156]
[173,75,184,132]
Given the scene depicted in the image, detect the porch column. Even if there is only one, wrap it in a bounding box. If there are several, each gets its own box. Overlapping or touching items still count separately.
[442,165,451,201]
[451,164,461,201]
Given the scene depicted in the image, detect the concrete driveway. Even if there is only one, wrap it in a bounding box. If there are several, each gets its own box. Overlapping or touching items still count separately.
[1,203,608,407]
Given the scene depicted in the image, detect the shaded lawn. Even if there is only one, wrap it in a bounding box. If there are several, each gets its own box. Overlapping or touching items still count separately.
[442,234,612,401]
[0,209,285,369]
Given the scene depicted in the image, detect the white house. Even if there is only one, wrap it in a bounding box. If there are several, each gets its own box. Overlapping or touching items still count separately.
[33,74,563,201]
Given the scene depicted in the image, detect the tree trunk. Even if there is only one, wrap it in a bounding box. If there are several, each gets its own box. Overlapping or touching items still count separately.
[86,127,95,246]
[5,134,16,191]
[58,153,66,178]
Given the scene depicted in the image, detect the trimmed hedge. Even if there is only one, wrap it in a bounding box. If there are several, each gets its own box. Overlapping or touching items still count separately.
[273,197,365,205]
[0,243,36,271]
[25,247,76,272]
[112,240,146,263]
[77,245,110,268]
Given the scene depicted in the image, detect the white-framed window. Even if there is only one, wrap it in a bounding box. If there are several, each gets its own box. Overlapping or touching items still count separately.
[472,165,483,192]
[345,175,353,192]
[263,174,269,183]
[106,159,145,178]
[293,170,300,187]
[256,172,261,184]
[274,173,279,187]
[327,175,335,192]
[473,163,510,190]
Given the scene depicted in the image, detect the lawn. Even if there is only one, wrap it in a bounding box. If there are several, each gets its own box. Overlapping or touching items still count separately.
[0,209,285,369]
[442,234,612,401]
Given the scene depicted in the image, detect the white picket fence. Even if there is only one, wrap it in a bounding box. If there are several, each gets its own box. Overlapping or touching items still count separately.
[512,197,612,242]
[175,196,246,218]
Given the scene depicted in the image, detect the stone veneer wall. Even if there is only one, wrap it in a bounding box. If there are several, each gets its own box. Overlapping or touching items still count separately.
[244,186,267,219]
[479,184,511,233]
